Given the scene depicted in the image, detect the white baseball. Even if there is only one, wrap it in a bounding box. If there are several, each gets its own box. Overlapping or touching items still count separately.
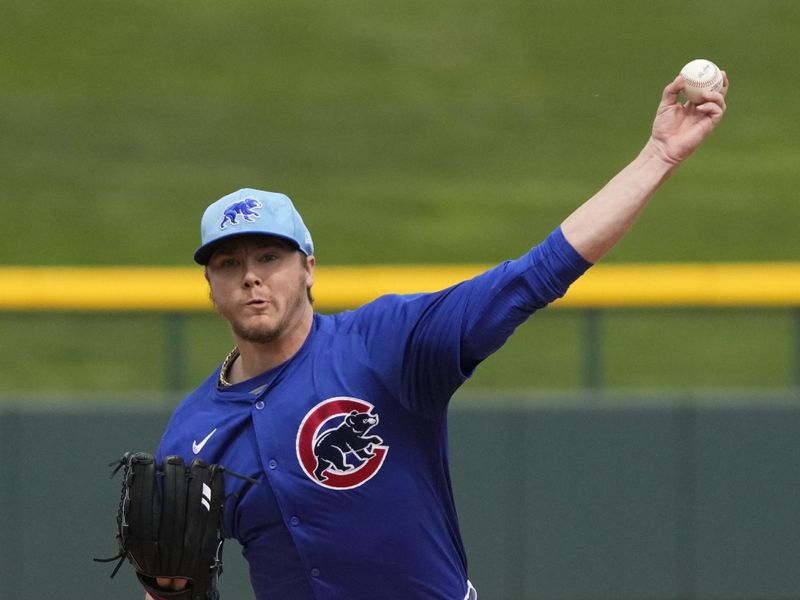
[680,59,723,104]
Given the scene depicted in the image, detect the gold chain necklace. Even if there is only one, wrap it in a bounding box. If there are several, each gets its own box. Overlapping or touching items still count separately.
[218,347,240,387]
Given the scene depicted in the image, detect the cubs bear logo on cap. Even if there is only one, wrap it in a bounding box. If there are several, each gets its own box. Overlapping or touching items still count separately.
[220,198,263,229]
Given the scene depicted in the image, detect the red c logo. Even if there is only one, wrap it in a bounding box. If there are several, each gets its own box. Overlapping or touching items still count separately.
[296,397,389,490]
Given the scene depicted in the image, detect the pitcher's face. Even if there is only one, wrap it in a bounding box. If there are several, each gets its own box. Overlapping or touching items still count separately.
[205,235,314,344]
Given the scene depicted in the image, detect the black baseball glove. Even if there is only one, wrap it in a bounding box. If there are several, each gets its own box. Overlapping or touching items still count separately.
[96,452,253,600]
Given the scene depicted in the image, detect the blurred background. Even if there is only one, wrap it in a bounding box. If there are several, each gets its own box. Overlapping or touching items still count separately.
[1,0,798,598]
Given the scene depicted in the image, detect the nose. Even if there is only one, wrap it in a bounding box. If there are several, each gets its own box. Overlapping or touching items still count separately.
[242,264,262,288]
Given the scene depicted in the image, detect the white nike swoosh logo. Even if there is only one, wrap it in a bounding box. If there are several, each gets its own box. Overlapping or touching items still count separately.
[192,428,218,454]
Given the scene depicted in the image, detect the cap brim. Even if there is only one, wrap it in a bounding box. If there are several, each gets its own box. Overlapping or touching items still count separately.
[193,231,304,265]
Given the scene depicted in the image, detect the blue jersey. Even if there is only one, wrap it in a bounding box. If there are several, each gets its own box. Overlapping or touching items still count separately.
[156,227,590,599]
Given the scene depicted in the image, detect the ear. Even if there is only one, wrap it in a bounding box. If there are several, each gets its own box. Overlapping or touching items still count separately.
[304,255,316,288]
[349,410,358,416]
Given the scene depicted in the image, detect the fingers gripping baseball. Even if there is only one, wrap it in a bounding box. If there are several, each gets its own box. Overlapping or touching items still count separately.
[649,65,729,165]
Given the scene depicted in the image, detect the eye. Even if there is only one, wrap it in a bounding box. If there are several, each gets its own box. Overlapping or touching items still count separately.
[211,256,238,269]
[258,253,279,263]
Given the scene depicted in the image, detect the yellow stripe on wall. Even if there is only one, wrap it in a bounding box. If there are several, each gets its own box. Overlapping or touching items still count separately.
[0,267,210,311]
[1,263,799,311]
[560,263,800,308]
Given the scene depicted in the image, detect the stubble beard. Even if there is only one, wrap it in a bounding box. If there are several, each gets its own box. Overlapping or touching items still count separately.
[226,281,309,346]
[231,312,289,344]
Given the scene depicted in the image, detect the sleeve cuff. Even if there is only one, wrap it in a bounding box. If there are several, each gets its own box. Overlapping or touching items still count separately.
[550,225,594,276]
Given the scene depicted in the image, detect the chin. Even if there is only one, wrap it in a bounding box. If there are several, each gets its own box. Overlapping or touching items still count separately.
[233,319,284,344]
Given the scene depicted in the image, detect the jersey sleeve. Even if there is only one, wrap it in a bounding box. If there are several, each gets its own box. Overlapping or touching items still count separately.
[353,226,592,414]
[458,226,591,372]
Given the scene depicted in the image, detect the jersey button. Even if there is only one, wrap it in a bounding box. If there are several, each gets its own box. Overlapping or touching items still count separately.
[290,516,300,526]
[255,400,265,410]
[310,568,320,578]
[268,459,278,470]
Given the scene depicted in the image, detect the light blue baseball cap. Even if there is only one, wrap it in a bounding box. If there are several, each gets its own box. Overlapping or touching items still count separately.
[194,188,314,264]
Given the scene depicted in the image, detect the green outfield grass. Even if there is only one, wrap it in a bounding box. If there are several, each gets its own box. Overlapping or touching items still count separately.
[1,0,798,397]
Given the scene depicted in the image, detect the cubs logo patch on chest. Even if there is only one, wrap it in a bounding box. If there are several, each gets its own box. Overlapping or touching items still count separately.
[296,397,389,490]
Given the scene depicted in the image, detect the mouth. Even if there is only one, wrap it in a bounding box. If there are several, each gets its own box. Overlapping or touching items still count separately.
[246,298,269,308]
